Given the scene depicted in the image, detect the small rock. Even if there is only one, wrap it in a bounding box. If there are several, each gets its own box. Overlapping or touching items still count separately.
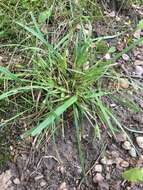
[94,164,103,173]
[40,180,46,187]
[108,11,116,17]
[110,103,116,107]
[135,65,143,76]
[136,136,143,149]
[104,53,111,60]
[132,114,143,124]
[134,29,141,39]
[116,132,127,142]
[59,182,67,190]
[120,160,129,168]
[115,16,121,21]
[111,151,119,158]
[34,175,44,181]
[93,173,104,183]
[106,166,110,172]
[137,155,143,166]
[133,49,140,57]
[119,78,129,89]
[116,157,124,168]
[106,173,111,180]
[122,54,130,61]
[134,60,143,66]
[77,167,82,174]
[129,147,137,158]
[137,54,143,60]
[57,165,65,174]
[139,101,143,109]
[76,24,81,30]
[122,141,132,150]
[13,178,20,185]
[100,157,113,165]
[98,181,109,190]
[83,61,90,70]
[100,157,107,165]
[0,56,3,62]
[106,159,113,165]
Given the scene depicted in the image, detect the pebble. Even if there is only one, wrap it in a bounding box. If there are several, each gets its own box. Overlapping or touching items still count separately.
[134,29,141,39]
[129,147,137,158]
[100,157,113,165]
[111,151,119,158]
[57,165,65,174]
[0,56,3,62]
[106,173,111,180]
[133,49,140,57]
[116,157,124,168]
[116,132,127,142]
[135,65,143,76]
[139,101,143,109]
[93,173,104,183]
[94,164,103,173]
[122,141,132,150]
[13,178,20,185]
[136,136,143,149]
[134,60,143,66]
[34,175,44,181]
[120,160,129,168]
[77,167,82,174]
[40,180,46,187]
[104,53,111,60]
[137,54,143,60]
[110,103,116,107]
[122,54,130,61]
[108,11,116,17]
[59,182,67,190]
[119,79,129,89]
[132,114,143,124]
[137,155,143,166]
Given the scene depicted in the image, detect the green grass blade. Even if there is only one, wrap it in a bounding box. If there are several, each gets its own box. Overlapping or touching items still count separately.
[16,20,49,47]
[21,96,77,138]
[0,86,49,100]
[0,66,19,80]
[95,96,116,136]
[73,105,86,178]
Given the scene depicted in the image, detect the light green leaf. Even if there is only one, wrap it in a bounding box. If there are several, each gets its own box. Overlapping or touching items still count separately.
[137,19,143,30]
[38,6,53,23]
[122,168,143,182]
[108,46,116,53]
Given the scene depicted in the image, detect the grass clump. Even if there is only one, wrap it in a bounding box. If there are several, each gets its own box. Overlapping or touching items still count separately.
[0,0,143,174]
[1,13,142,139]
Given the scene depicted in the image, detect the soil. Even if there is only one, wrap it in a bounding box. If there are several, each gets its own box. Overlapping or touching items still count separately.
[0,4,143,190]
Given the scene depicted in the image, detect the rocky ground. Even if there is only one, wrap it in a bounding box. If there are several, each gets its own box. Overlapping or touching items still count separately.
[0,3,143,190]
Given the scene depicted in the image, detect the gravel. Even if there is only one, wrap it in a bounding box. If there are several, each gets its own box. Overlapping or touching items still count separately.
[136,136,143,149]
[13,178,20,185]
[122,141,132,150]
[93,173,104,183]
[94,164,103,173]
[116,133,127,142]
[120,160,129,168]
[129,147,137,158]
